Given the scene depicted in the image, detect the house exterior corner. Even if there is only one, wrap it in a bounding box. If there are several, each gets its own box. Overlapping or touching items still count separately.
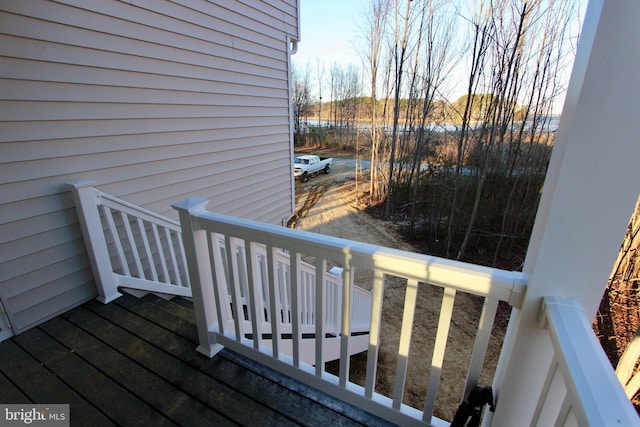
[0,0,299,336]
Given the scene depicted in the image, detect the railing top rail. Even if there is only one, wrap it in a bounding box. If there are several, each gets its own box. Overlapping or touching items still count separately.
[181,204,526,308]
[540,296,639,427]
[94,188,181,231]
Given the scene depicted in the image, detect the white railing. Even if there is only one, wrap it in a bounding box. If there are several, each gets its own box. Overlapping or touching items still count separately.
[535,296,639,427]
[173,197,527,427]
[70,186,637,425]
[69,181,191,302]
[213,238,372,363]
[69,182,367,364]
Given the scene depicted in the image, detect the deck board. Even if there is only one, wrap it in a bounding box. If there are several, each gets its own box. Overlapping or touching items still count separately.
[38,315,205,426]
[0,294,393,427]
[0,339,116,426]
[0,369,32,404]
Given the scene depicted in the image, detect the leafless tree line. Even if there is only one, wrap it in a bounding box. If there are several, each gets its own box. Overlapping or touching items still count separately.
[293,0,580,266]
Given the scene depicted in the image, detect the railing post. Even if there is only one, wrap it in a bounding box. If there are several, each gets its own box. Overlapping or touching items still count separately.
[68,180,122,304]
[172,197,223,358]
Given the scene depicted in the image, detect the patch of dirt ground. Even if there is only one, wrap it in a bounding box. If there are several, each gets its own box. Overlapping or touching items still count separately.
[292,154,506,422]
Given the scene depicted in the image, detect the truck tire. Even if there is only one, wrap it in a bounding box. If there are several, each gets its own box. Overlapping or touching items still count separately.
[301,172,309,182]
[324,165,330,174]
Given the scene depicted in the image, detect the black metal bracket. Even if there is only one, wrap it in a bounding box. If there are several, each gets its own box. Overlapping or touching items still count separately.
[450,386,495,427]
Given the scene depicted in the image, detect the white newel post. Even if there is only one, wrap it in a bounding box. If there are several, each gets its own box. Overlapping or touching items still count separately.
[172,197,224,358]
[488,0,640,425]
[68,180,122,304]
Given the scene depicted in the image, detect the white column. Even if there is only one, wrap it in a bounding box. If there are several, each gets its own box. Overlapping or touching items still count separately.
[490,0,640,424]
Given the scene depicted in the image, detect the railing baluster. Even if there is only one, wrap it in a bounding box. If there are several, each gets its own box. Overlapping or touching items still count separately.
[462,297,499,401]
[531,358,567,427]
[308,270,315,325]
[278,259,290,324]
[290,250,301,367]
[257,251,269,322]
[244,241,261,351]
[393,278,419,410]
[365,269,385,398]
[164,227,181,286]
[555,392,574,427]
[224,237,244,341]
[309,271,315,326]
[177,230,189,287]
[206,232,227,336]
[121,212,144,278]
[300,263,312,327]
[423,287,456,423]
[235,246,247,303]
[136,218,158,281]
[338,262,354,388]
[300,270,308,325]
[315,258,326,377]
[152,223,170,282]
[530,357,557,426]
[103,206,130,276]
[267,245,281,359]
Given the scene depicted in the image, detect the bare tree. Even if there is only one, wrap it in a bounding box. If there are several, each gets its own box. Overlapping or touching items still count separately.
[407,0,459,229]
[445,0,493,258]
[352,0,579,266]
[291,61,313,146]
[316,58,326,142]
[362,0,391,203]
[385,0,414,219]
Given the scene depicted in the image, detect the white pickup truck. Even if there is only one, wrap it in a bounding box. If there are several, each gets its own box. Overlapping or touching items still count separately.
[293,155,332,182]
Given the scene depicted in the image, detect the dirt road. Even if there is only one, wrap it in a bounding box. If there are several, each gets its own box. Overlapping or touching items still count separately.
[291,155,505,421]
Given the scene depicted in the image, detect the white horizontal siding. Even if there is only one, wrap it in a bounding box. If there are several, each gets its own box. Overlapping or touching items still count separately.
[0,0,298,333]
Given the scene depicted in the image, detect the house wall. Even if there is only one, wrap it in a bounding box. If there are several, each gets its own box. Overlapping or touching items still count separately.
[0,0,299,334]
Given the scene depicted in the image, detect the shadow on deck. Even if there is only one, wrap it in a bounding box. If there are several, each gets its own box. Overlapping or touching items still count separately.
[0,294,392,426]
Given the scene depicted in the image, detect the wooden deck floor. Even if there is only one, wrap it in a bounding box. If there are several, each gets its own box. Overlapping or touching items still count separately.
[0,294,392,426]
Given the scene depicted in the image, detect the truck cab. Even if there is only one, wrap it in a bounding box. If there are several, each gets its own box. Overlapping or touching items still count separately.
[293,155,332,182]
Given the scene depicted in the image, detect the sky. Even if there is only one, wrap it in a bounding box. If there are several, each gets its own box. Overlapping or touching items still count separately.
[292,0,587,114]
[293,0,369,70]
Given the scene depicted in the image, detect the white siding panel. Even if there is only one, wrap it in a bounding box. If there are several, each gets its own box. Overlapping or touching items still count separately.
[0,208,77,246]
[2,135,289,184]
[3,254,90,301]
[2,84,287,108]
[0,58,287,98]
[11,274,96,334]
[0,37,287,90]
[0,0,298,333]
[0,224,83,267]
[0,117,288,144]
[1,194,74,225]
[3,0,288,60]
[1,127,290,163]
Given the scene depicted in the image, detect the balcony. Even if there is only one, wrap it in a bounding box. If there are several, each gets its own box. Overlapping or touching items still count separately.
[3,2,639,425]
[0,293,390,426]
[36,181,635,426]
